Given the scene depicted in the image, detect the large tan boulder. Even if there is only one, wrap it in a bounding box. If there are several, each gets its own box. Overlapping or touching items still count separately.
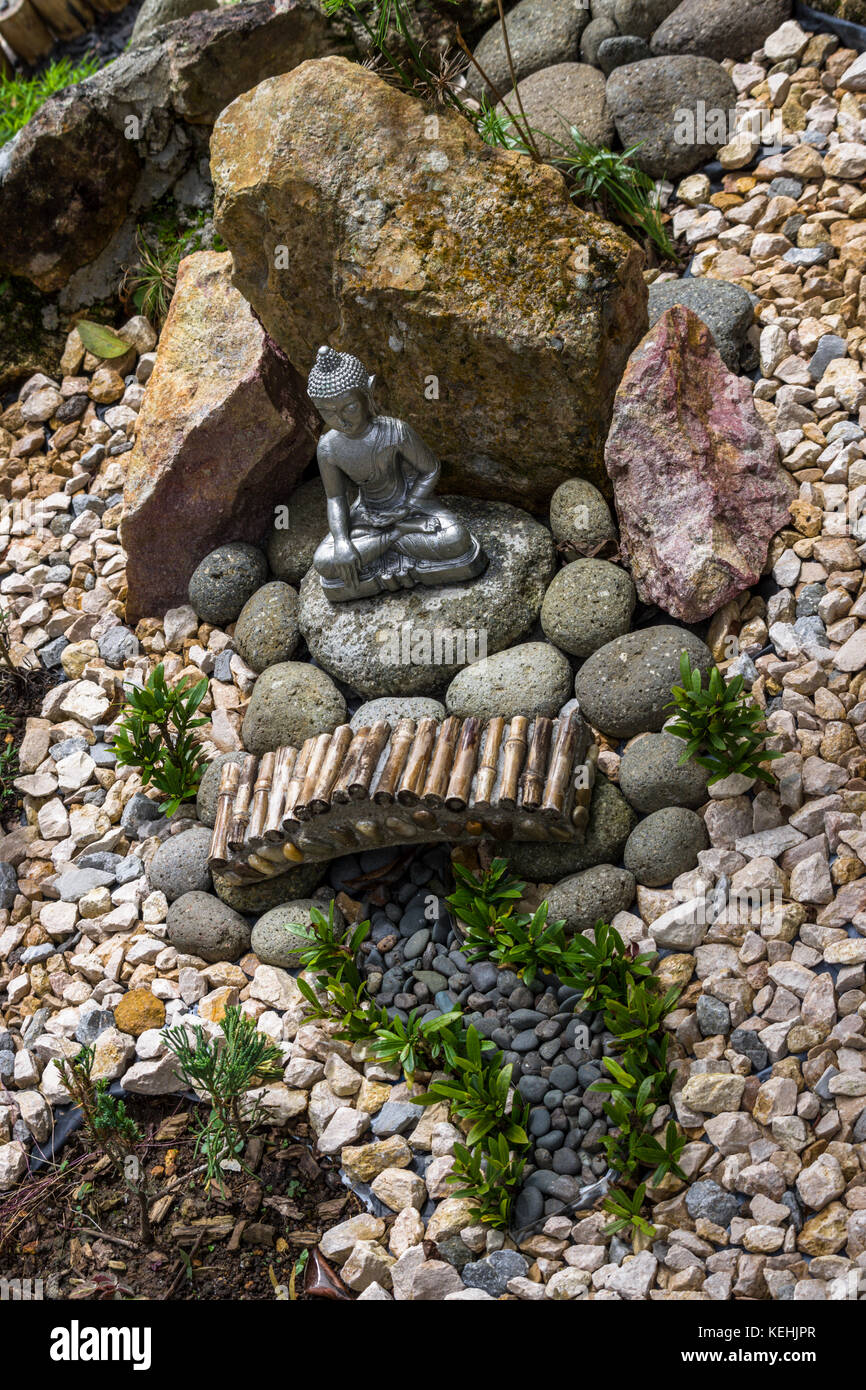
[122,251,318,622]
[211,56,647,509]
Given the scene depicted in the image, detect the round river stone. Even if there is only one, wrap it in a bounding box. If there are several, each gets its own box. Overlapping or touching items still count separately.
[267,478,329,586]
[618,730,710,812]
[574,625,714,739]
[546,864,636,933]
[541,559,635,659]
[188,542,268,625]
[147,826,213,901]
[233,580,300,673]
[495,63,615,158]
[297,499,556,698]
[623,806,709,886]
[606,56,737,179]
[549,478,615,558]
[167,891,251,962]
[251,898,343,970]
[242,661,347,755]
[465,0,590,100]
[445,641,573,720]
[350,696,445,730]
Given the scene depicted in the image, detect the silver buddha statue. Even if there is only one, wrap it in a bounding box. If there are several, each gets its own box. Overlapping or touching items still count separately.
[307,345,487,602]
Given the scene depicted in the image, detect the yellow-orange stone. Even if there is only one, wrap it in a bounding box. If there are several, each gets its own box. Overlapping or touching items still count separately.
[114,989,166,1037]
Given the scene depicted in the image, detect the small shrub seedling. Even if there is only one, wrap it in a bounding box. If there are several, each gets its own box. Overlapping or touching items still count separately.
[449,1133,528,1228]
[414,1024,529,1148]
[601,1183,656,1244]
[368,1007,463,1084]
[552,129,676,260]
[163,1007,285,1185]
[667,652,782,785]
[57,1046,154,1246]
[112,663,208,815]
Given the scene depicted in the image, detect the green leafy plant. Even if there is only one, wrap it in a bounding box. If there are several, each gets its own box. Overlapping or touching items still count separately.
[369,1006,463,1083]
[603,979,682,1056]
[569,920,654,1010]
[414,1024,528,1147]
[550,128,676,260]
[449,1132,527,1227]
[112,663,208,816]
[0,708,17,813]
[461,900,572,984]
[449,865,657,1005]
[286,891,529,1228]
[447,856,526,936]
[292,901,370,991]
[601,1182,656,1243]
[163,1006,285,1185]
[122,225,182,326]
[474,94,535,153]
[120,208,225,325]
[667,652,783,786]
[0,53,102,148]
[57,1045,153,1245]
[593,1057,685,1184]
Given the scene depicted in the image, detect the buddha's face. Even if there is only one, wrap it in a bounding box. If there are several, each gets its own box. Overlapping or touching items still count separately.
[314,388,372,439]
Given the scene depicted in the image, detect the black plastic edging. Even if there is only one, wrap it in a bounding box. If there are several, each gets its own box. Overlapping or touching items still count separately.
[794,1,866,52]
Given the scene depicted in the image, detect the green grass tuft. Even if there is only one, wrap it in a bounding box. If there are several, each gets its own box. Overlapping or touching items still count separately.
[0,54,102,149]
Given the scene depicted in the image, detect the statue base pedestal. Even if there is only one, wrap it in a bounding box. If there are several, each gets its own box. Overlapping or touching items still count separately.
[298,498,557,698]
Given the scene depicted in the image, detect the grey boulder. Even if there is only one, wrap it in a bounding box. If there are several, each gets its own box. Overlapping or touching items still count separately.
[549,478,616,558]
[466,0,590,99]
[167,890,251,962]
[541,559,635,660]
[618,731,710,812]
[574,626,714,740]
[651,0,792,64]
[188,542,268,625]
[267,478,329,586]
[233,580,300,673]
[242,662,347,755]
[500,773,637,879]
[546,864,636,933]
[445,642,573,720]
[623,806,708,885]
[147,827,213,901]
[614,0,681,39]
[606,56,738,177]
[495,63,615,157]
[251,898,343,970]
[350,696,445,730]
[212,863,326,914]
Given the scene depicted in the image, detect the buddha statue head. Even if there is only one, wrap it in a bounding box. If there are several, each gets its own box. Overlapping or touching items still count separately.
[307,344,377,439]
